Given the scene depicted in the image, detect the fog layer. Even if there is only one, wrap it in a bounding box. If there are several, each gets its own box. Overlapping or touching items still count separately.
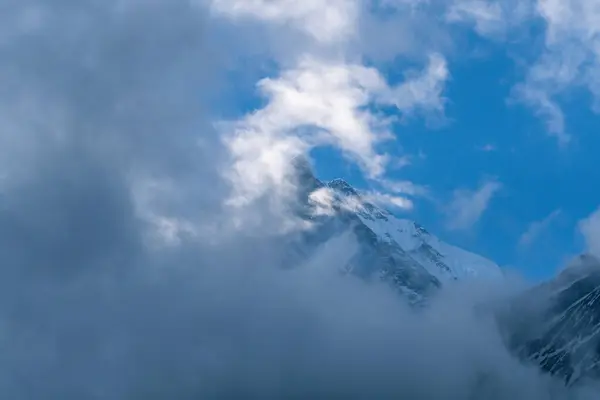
[0,1,597,399]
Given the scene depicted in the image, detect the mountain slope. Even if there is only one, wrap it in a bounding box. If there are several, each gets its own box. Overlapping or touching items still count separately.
[289,160,503,301]
[292,161,600,385]
[503,254,600,385]
[323,177,502,282]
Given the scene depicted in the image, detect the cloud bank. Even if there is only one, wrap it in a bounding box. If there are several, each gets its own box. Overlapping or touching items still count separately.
[0,1,598,399]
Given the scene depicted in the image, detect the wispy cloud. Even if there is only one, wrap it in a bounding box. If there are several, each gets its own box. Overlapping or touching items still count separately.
[513,0,600,143]
[385,53,449,115]
[210,0,358,45]
[209,0,452,225]
[308,186,413,217]
[512,84,569,144]
[446,0,532,38]
[479,144,497,152]
[363,191,415,211]
[580,207,600,257]
[446,1,600,144]
[222,54,448,219]
[380,179,429,198]
[519,209,561,248]
[446,0,506,36]
[446,180,502,231]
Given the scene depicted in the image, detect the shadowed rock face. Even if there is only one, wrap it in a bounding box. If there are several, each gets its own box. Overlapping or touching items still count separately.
[502,254,600,385]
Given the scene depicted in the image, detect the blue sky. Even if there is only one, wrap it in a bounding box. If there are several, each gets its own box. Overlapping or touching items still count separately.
[312,39,600,281]
[209,0,600,282]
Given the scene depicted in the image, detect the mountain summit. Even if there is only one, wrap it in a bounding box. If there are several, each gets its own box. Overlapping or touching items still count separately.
[325,178,502,282]
[291,163,600,385]
[290,162,503,301]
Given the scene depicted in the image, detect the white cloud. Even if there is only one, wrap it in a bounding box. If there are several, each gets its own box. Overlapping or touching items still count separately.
[308,187,338,216]
[380,179,429,197]
[209,0,359,45]
[386,53,449,114]
[308,186,414,217]
[446,1,505,36]
[392,155,413,169]
[363,191,414,210]
[223,55,448,216]
[307,186,414,216]
[446,0,532,38]
[446,180,502,231]
[208,0,451,225]
[444,0,600,143]
[579,207,600,257]
[519,209,561,248]
[222,58,389,214]
[515,0,600,141]
[512,85,569,144]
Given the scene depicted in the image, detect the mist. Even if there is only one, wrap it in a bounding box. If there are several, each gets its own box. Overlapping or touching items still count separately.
[0,1,598,399]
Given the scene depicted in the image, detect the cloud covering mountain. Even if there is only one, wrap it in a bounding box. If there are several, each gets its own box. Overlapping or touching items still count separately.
[0,1,600,399]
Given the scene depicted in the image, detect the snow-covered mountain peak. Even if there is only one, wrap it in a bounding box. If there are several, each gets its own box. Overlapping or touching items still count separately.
[323,178,503,282]
[327,178,358,197]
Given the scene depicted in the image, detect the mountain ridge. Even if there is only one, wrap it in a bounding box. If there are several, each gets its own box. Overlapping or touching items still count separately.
[289,160,503,301]
[320,176,503,282]
[293,160,600,386]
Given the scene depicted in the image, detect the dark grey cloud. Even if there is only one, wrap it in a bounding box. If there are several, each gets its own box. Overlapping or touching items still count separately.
[0,1,598,399]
